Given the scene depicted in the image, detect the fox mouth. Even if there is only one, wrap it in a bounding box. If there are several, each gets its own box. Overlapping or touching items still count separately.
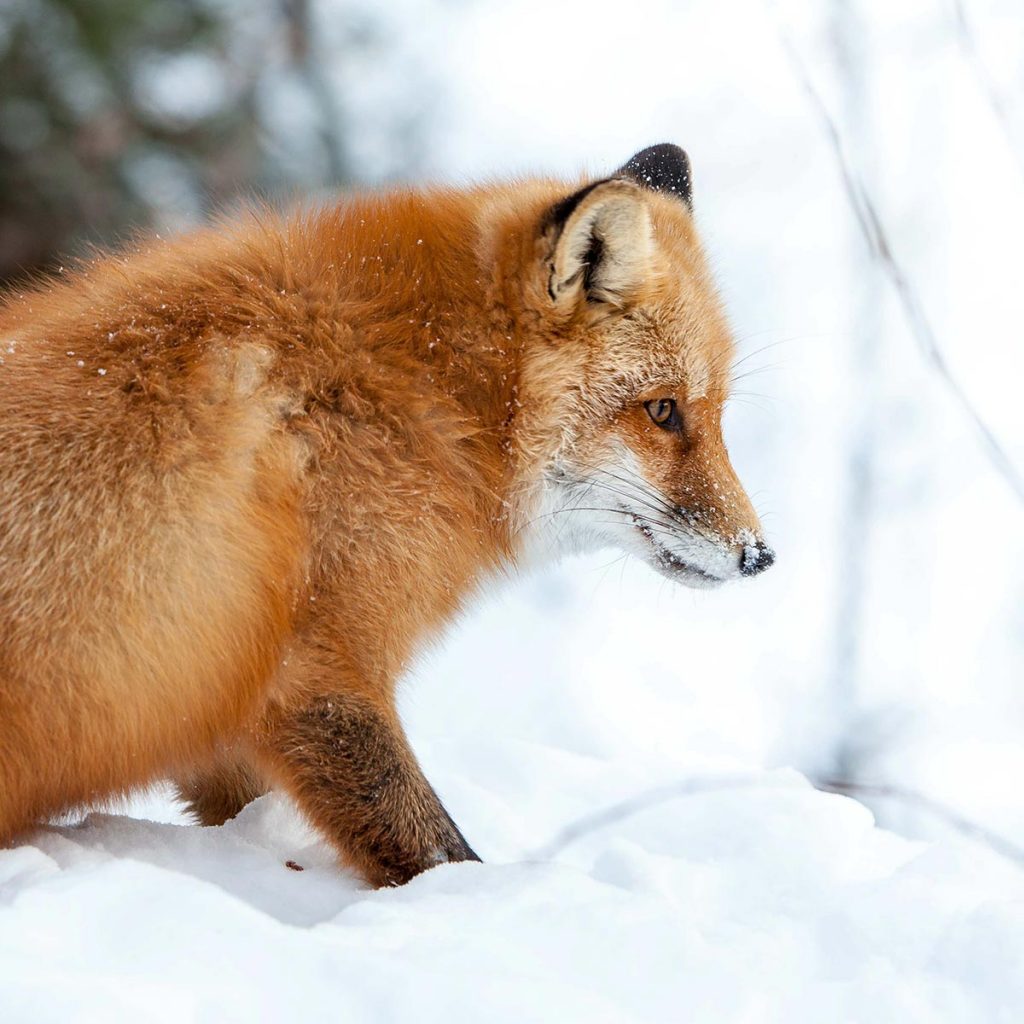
[632,518,725,586]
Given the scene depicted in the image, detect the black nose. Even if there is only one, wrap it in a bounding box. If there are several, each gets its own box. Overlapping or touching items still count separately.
[740,543,775,577]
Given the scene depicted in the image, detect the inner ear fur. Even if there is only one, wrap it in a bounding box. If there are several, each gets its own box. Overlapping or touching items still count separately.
[543,179,652,308]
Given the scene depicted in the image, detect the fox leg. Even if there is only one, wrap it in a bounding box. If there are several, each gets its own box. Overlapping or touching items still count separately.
[257,689,479,887]
[176,752,266,826]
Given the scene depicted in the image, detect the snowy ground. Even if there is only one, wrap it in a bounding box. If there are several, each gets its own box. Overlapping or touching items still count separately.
[3,0,1024,1020]
[2,775,1023,1022]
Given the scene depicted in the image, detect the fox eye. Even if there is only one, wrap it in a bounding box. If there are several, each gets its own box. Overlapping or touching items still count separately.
[645,398,682,431]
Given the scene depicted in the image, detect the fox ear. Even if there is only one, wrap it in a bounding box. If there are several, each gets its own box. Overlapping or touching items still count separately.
[544,179,652,308]
[616,143,692,209]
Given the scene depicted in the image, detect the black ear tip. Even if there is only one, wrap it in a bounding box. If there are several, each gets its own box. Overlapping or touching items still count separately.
[617,143,692,208]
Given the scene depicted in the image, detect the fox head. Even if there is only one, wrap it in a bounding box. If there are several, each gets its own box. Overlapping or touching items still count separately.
[496,144,773,587]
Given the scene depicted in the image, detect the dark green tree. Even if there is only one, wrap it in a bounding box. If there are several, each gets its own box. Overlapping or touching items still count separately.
[0,0,413,283]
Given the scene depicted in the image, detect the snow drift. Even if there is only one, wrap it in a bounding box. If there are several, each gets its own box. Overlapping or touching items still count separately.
[1,770,1021,1023]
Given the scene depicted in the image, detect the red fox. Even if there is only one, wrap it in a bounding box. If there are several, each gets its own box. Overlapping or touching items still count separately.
[0,144,772,886]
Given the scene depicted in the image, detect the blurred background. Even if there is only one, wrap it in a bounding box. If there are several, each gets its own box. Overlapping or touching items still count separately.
[2,0,1022,858]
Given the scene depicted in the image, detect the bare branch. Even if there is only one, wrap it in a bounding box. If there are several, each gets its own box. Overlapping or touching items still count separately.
[770,7,1024,503]
[826,0,878,781]
[280,0,349,183]
[529,774,782,860]
[817,777,1024,866]
[531,773,1024,870]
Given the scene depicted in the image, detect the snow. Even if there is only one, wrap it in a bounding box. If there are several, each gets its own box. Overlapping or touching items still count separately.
[2,775,1022,1022]
[3,0,1024,1018]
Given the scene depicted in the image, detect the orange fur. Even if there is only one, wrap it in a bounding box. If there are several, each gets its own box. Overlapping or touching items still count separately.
[0,152,770,885]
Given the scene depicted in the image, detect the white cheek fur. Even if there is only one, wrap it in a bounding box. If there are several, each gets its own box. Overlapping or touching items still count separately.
[514,447,741,586]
